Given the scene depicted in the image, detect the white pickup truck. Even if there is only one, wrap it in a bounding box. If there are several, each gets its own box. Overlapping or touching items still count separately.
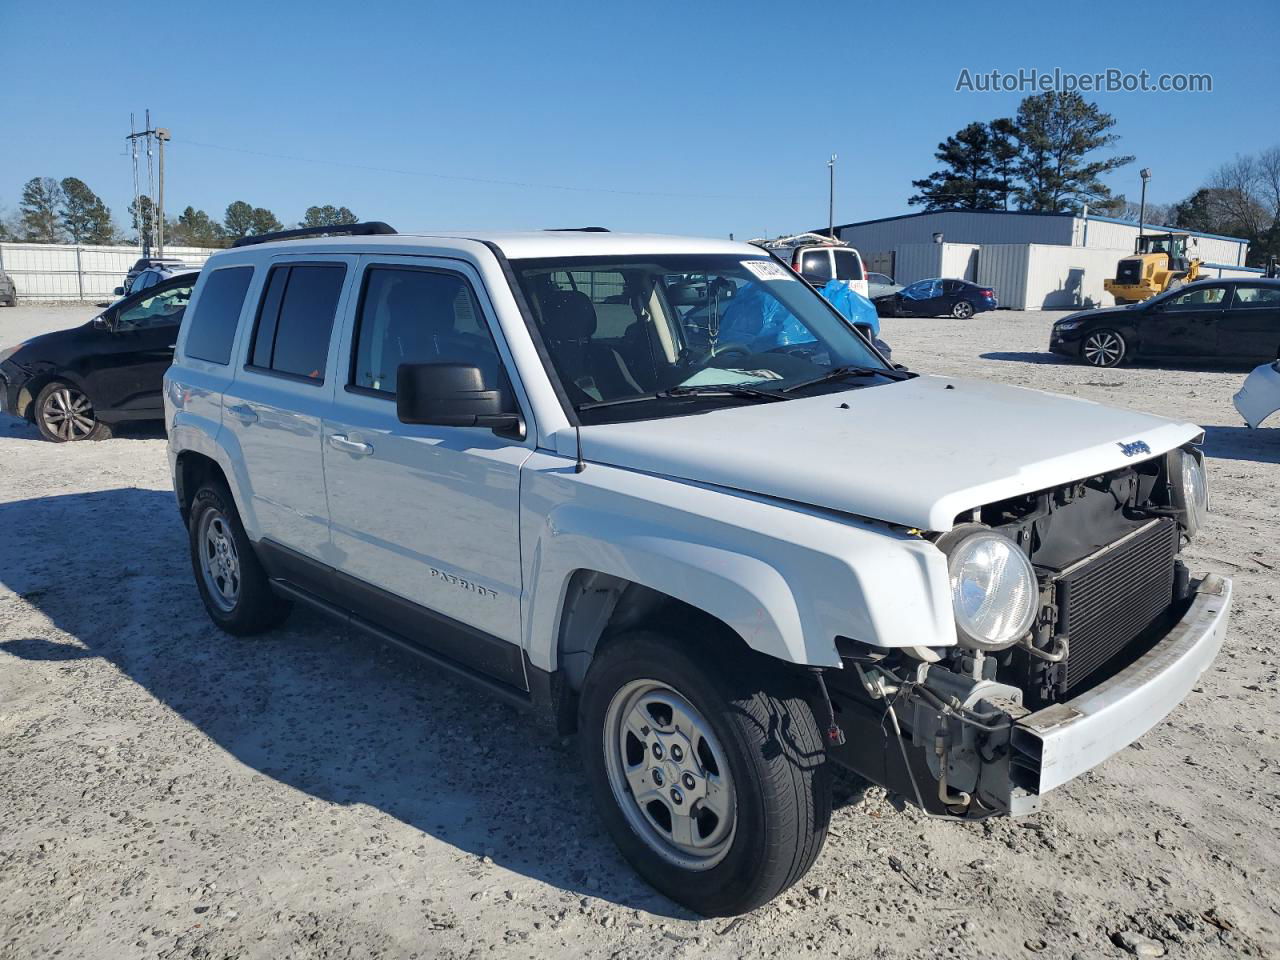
[164,224,1231,916]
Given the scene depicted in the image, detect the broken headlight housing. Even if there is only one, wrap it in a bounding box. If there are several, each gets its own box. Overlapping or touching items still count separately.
[937,525,1038,652]
[1170,447,1208,538]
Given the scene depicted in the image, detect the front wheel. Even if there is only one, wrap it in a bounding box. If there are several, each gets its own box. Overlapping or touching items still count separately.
[579,630,831,916]
[34,380,111,442]
[951,300,975,319]
[1081,328,1128,367]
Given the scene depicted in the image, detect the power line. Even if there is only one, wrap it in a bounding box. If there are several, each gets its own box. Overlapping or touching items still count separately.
[168,137,768,201]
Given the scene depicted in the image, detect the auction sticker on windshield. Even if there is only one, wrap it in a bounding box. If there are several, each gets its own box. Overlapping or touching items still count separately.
[741,260,791,281]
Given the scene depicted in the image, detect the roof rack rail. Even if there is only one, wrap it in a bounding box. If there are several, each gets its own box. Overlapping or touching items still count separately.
[749,232,846,250]
[231,221,397,248]
[544,226,610,232]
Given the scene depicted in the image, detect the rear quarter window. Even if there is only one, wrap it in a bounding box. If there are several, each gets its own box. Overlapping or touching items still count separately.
[183,266,255,365]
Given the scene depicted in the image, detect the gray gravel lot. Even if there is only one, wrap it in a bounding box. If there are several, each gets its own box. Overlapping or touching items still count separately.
[1,304,1278,959]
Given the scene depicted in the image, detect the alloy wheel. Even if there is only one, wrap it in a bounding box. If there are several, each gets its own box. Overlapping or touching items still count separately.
[952,300,974,319]
[603,679,736,871]
[1083,330,1125,367]
[40,386,97,441]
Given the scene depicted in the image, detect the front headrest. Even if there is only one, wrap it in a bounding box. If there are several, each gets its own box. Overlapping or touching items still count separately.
[542,289,597,341]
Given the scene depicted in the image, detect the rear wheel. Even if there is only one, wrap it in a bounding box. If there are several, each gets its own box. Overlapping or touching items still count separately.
[188,481,291,635]
[579,630,831,916]
[34,380,111,442]
[951,300,975,319]
[1082,328,1127,367]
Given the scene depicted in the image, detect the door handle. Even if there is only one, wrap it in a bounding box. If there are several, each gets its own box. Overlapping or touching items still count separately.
[328,434,374,456]
[227,403,258,424]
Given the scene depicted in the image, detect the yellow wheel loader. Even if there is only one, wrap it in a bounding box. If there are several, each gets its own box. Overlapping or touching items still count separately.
[1104,231,1204,304]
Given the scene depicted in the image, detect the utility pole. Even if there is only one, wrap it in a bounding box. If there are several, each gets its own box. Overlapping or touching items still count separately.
[126,113,171,257]
[1138,168,1152,241]
[827,154,837,238]
[156,128,170,256]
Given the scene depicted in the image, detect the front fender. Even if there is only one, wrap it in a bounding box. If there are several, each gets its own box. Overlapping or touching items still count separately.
[519,454,956,674]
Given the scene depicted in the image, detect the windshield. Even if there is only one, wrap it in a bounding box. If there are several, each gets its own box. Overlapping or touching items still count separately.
[512,254,891,423]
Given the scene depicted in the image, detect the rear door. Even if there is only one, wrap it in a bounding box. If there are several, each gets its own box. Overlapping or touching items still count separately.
[832,248,868,298]
[220,255,355,565]
[1139,284,1228,358]
[1220,284,1280,360]
[321,255,534,687]
[796,248,833,282]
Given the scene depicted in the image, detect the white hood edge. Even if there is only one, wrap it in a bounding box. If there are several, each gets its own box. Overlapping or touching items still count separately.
[571,375,1202,532]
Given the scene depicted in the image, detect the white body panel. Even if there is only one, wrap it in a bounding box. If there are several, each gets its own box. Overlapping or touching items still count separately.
[569,375,1201,532]
[1233,361,1280,429]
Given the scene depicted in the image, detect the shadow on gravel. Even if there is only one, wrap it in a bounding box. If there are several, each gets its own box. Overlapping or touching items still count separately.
[0,411,165,443]
[1201,424,1280,464]
[979,351,1071,365]
[0,488,702,918]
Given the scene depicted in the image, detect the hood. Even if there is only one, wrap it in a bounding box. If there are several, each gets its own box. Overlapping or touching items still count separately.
[578,375,1201,531]
[0,322,93,364]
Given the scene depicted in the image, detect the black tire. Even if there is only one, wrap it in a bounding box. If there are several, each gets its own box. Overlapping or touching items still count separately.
[951,300,975,319]
[1081,328,1127,367]
[33,380,112,442]
[188,480,291,635]
[579,630,831,916]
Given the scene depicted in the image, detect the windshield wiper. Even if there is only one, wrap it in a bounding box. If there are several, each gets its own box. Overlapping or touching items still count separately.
[779,364,912,394]
[577,383,787,412]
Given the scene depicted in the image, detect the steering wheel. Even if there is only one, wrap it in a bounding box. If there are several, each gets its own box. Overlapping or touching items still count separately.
[693,341,755,366]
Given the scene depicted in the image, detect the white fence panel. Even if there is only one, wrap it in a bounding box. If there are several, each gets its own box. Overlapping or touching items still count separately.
[0,242,216,301]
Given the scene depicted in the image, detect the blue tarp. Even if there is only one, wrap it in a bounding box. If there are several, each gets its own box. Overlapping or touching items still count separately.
[818,280,880,337]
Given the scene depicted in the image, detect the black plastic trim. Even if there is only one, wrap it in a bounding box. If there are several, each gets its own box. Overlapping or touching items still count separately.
[231,221,396,248]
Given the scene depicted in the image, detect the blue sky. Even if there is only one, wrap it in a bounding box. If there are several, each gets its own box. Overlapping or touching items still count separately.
[2,0,1277,239]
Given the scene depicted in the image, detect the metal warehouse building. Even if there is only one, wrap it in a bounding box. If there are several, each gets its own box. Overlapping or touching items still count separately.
[828,210,1255,309]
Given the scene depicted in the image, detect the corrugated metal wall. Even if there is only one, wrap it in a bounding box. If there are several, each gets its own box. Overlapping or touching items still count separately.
[892,243,944,285]
[0,243,216,301]
[1080,219,1245,265]
[976,244,1030,309]
[1024,244,1131,309]
[836,211,1074,252]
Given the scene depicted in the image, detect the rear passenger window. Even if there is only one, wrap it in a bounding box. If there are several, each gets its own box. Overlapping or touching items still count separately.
[249,264,346,381]
[833,250,863,281]
[184,267,253,365]
[798,250,832,280]
[351,267,501,395]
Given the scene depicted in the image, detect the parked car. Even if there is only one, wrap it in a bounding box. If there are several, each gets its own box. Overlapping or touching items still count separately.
[166,223,1229,916]
[0,271,196,441]
[867,271,901,300]
[0,269,17,306]
[1050,278,1280,368]
[752,233,869,298]
[116,260,193,298]
[875,277,997,318]
[1233,359,1280,428]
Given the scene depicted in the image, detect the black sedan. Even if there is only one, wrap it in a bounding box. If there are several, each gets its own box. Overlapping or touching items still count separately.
[1050,278,1280,367]
[0,271,197,441]
[873,278,998,318]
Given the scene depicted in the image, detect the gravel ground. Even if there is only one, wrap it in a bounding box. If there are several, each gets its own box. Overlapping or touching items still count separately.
[1,304,1278,960]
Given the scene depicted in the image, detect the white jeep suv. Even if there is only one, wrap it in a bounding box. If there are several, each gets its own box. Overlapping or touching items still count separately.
[165,223,1231,916]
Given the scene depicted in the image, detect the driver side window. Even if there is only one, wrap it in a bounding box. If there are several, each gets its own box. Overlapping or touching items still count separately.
[1165,286,1226,310]
[116,285,193,329]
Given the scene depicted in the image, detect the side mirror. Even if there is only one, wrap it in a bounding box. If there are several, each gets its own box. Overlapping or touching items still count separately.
[113,286,125,296]
[396,362,523,436]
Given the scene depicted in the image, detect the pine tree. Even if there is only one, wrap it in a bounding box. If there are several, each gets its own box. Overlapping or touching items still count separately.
[60,178,115,244]
[19,177,66,243]
[1011,92,1133,213]
[300,205,358,228]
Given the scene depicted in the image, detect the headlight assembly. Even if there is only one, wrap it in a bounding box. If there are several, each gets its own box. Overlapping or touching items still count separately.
[1170,447,1209,538]
[936,525,1038,651]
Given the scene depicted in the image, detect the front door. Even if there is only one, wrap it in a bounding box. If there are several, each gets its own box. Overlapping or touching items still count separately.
[1139,284,1228,358]
[322,255,532,688]
[220,256,354,563]
[1220,284,1280,361]
[85,278,194,414]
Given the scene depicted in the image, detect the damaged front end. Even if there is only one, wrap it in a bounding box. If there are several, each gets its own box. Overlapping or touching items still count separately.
[824,446,1232,817]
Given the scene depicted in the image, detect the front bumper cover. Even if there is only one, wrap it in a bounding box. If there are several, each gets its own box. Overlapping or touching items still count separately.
[993,573,1231,813]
